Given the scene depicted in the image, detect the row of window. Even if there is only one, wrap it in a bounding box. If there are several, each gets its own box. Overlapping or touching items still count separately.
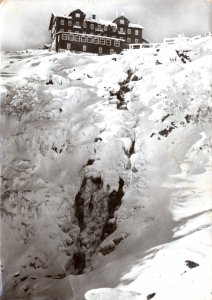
[65,42,115,54]
[59,20,139,35]
[61,33,122,46]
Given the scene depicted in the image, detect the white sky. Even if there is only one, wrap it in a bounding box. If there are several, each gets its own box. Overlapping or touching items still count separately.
[0,0,211,50]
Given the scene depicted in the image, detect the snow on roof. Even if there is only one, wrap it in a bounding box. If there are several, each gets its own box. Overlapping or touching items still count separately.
[85,18,117,27]
[53,14,73,20]
[51,13,144,28]
[129,23,144,29]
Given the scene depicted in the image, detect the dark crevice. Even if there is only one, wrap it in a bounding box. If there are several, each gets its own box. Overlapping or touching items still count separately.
[147,293,156,299]
[185,114,192,123]
[109,69,135,110]
[86,159,95,166]
[129,140,135,157]
[74,178,87,231]
[159,123,177,137]
[101,178,124,240]
[108,178,124,218]
[71,176,125,274]
[161,113,172,122]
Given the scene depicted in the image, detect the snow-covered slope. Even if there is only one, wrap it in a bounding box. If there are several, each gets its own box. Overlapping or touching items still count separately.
[0,36,212,300]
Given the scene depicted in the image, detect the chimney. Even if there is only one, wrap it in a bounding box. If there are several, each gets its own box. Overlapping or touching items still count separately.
[92,14,96,19]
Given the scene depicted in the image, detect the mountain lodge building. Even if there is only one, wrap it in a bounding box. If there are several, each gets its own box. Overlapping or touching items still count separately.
[48,9,147,55]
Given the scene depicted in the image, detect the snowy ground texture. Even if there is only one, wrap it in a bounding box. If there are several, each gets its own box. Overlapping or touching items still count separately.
[0,36,212,300]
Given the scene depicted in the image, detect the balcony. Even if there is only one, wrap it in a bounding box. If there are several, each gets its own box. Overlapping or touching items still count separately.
[95,28,103,32]
[118,31,126,35]
[73,25,82,29]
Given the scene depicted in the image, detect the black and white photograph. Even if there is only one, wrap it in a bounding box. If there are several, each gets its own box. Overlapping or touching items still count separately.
[0,0,212,299]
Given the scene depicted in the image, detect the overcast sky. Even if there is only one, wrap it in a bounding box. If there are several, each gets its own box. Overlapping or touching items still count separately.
[0,0,211,50]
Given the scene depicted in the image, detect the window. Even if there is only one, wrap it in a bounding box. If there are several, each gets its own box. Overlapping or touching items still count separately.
[104,25,107,31]
[68,20,72,26]
[75,22,80,27]
[75,31,79,33]
[60,19,64,25]
[87,37,93,43]
[100,38,105,45]
[62,33,67,40]
[127,38,131,43]
[67,43,71,50]
[81,36,86,42]
[83,31,86,34]
[99,47,103,54]
[112,26,116,32]
[83,23,87,28]
[135,39,139,43]
[90,24,94,29]
[60,29,64,32]
[114,40,120,47]
[68,29,71,32]
[120,19,124,25]
[76,13,80,18]
[93,38,99,44]
[82,45,87,51]
[74,35,80,42]
[119,27,124,33]
[135,29,139,35]
[120,37,124,40]
[68,35,74,41]
[106,39,111,46]
[127,28,131,34]
[110,49,115,54]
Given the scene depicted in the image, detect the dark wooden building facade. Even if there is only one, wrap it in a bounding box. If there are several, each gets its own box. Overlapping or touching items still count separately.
[49,9,147,55]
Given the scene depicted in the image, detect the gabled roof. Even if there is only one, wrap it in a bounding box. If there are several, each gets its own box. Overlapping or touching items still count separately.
[69,9,86,18]
[48,13,73,30]
[112,15,130,24]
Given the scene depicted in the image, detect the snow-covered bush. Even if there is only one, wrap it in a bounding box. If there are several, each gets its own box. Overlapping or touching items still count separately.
[3,84,40,117]
[161,72,212,124]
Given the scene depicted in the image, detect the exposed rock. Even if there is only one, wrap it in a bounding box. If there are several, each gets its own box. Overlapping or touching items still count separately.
[185,260,199,269]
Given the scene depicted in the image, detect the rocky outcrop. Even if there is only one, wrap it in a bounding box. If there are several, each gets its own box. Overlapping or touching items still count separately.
[66,176,125,274]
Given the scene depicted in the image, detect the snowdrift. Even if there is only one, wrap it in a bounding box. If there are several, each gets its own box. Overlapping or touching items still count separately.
[0,36,212,300]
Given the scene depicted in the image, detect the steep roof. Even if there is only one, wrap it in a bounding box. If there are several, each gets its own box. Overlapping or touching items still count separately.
[112,15,130,24]
[69,9,86,18]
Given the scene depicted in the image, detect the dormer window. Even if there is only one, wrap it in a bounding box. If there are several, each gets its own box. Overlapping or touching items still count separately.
[76,13,80,18]
[135,29,139,35]
[120,19,124,25]
[61,19,64,25]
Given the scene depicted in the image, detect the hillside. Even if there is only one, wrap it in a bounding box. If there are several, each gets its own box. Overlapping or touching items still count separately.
[0,36,212,300]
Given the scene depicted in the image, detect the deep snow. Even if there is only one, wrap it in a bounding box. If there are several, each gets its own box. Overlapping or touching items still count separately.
[0,35,212,300]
